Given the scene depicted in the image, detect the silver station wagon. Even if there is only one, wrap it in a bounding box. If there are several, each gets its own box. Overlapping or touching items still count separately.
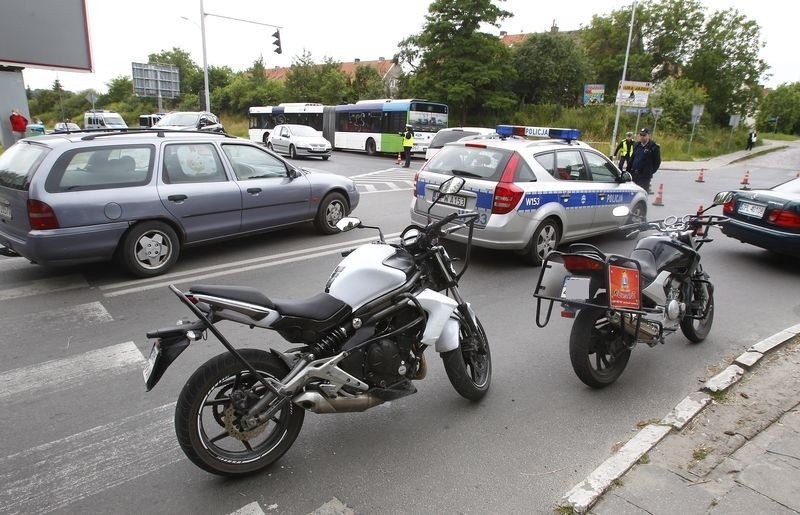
[410,125,648,265]
[0,130,359,277]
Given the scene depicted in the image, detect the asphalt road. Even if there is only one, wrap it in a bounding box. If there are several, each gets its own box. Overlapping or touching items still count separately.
[0,147,798,514]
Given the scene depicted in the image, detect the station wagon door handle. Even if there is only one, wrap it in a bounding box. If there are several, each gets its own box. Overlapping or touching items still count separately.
[598,193,606,200]
[247,187,262,194]
[168,194,188,202]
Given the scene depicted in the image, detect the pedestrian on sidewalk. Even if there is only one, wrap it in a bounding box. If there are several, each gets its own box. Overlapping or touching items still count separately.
[613,131,635,171]
[746,129,757,151]
[9,108,28,142]
[629,127,661,194]
[400,124,414,168]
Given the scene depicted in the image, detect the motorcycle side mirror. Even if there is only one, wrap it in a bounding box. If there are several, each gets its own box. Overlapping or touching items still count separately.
[438,176,466,195]
[712,191,733,205]
[336,217,362,232]
[612,206,630,218]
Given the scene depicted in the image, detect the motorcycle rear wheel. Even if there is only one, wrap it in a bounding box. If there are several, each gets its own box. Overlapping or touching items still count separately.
[569,302,632,389]
[441,316,491,401]
[175,349,304,476]
[680,273,714,343]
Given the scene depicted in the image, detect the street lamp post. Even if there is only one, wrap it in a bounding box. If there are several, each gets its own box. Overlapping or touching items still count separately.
[610,0,637,156]
[199,0,210,112]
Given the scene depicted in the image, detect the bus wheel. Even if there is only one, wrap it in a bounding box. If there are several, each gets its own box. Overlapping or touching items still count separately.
[365,139,376,156]
[262,134,269,145]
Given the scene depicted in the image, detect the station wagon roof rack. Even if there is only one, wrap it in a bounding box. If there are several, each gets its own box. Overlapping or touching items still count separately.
[79,129,236,141]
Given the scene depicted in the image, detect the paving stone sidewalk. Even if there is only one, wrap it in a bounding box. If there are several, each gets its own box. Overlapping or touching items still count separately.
[567,333,800,514]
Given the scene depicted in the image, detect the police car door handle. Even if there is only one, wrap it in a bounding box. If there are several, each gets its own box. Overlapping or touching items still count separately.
[598,193,606,200]
[560,194,571,200]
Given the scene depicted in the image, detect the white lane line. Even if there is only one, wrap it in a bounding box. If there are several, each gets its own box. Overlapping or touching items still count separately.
[0,341,144,405]
[4,301,113,331]
[0,274,88,301]
[102,232,401,298]
[361,184,377,192]
[0,403,181,514]
[386,182,401,190]
[230,501,267,515]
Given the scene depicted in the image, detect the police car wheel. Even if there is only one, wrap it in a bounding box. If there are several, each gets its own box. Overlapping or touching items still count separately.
[521,219,560,266]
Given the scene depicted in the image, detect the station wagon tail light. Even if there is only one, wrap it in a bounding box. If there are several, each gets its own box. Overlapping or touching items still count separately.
[563,254,604,273]
[768,209,800,229]
[28,199,60,230]
[492,153,524,214]
[722,198,735,214]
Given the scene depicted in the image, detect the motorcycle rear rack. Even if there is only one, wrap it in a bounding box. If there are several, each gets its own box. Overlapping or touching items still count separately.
[533,247,650,328]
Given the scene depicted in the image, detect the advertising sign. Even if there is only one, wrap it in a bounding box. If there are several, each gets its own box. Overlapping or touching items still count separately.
[583,84,605,105]
[608,265,640,309]
[132,62,180,99]
[615,81,653,108]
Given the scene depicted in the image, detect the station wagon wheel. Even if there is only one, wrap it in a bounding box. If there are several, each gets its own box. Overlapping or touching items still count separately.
[314,192,348,235]
[267,142,273,151]
[521,219,560,266]
[289,145,297,159]
[119,221,180,277]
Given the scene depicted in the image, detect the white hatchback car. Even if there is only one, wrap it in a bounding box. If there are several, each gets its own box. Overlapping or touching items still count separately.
[267,124,332,160]
[410,125,648,265]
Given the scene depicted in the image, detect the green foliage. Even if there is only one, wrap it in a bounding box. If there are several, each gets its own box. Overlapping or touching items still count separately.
[648,77,708,132]
[147,47,203,95]
[284,52,349,105]
[348,65,386,103]
[511,32,590,106]
[758,83,800,134]
[643,0,705,80]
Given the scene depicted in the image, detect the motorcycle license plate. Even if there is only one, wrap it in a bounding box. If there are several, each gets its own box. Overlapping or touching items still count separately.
[737,201,765,218]
[142,343,161,385]
[561,276,590,301]
[438,194,466,208]
[0,204,11,220]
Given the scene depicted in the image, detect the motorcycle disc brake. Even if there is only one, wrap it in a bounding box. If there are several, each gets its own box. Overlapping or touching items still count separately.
[223,404,268,441]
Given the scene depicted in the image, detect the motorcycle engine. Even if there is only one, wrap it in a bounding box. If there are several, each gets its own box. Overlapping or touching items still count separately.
[364,307,422,387]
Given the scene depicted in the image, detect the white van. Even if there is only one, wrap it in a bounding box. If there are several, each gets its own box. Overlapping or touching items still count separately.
[425,127,496,161]
[84,110,128,130]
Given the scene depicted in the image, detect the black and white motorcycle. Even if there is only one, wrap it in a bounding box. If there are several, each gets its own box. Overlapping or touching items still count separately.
[533,192,732,388]
[142,177,491,476]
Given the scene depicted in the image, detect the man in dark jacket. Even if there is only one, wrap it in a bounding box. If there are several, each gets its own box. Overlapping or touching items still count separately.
[629,127,661,194]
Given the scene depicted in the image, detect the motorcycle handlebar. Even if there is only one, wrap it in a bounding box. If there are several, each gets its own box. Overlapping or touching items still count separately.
[427,211,479,236]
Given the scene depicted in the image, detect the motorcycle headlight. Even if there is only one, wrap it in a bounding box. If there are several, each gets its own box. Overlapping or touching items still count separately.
[401,227,421,247]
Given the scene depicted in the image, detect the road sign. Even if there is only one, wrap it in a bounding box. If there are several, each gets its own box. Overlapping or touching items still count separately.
[85,90,97,105]
[624,107,649,114]
[652,107,664,118]
[729,114,741,128]
[615,80,653,108]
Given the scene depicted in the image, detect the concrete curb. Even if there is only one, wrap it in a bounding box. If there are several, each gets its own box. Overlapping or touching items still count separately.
[558,325,800,514]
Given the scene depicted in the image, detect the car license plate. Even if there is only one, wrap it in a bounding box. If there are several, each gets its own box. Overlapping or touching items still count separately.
[439,194,466,208]
[142,343,160,384]
[561,276,590,301]
[0,204,10,220]
[738,202,765,218]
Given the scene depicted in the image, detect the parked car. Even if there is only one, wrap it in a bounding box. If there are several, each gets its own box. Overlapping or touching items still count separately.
[0,131,359,277]
[424,127,496,161]
[410,125,648,265]
[52,122,82,133]
[154,111,225,132]
[720,177,800,257]
[267,124,332,160]
[84,110,128,130]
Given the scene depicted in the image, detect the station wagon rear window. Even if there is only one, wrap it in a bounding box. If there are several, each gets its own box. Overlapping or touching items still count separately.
[45,145,154,192]
[0,143,50,190]
[426,145,513,181]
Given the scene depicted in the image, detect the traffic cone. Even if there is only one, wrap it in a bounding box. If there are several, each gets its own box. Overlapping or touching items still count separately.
[396,153,402,165]
[695,168,705,183]
[652,183,665,206]
[696,205,705,236]
[741,170,751,190]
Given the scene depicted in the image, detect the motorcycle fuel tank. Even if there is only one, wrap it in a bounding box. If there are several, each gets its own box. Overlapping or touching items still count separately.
[326,243,408,309]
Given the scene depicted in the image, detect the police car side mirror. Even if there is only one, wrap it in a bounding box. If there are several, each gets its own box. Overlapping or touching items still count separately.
[617,172,633,183]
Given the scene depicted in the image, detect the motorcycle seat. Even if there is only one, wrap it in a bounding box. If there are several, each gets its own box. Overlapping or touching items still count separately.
[190,284,276,309]
[272,293,349,321]
[629,249,658,285]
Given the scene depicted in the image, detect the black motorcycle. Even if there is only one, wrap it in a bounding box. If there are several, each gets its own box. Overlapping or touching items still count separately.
[533,192,732,388]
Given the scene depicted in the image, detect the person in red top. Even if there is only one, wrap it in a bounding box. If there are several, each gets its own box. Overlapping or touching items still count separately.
[10,109,28,142]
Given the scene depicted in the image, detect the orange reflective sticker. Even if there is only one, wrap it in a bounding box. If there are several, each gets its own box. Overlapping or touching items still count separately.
[609,265,640,309]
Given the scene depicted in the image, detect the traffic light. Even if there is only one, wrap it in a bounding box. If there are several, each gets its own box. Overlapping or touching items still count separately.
[272,30,282,54]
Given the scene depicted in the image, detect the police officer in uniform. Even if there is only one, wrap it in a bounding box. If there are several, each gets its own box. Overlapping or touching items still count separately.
[401,124,414,168]
[629,127,661,194]
[613,131,635,171]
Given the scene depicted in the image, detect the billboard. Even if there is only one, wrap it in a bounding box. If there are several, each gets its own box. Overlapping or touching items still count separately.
[583,84,605,105]
[132,63,180,99]
[615,81,653,108]
[0,0,92,72]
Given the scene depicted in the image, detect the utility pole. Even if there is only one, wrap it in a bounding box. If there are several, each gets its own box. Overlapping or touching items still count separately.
[610,0,637,155]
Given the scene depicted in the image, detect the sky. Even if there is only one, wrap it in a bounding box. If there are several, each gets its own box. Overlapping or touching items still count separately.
[17,0,798,94]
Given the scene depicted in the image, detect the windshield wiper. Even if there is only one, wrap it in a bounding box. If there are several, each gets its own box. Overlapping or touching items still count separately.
[450,169,482,178]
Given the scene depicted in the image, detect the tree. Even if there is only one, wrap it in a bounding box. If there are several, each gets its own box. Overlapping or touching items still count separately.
[684,8,767,124]
[147,48,203,95]
[757,83,800,135]
[647,77,708,132]
[347,64,386,102]
[284,52,349,105]
[396,0,517,124]
[580,8,652,101]
[511,32,590,106]
[642,0,705,80]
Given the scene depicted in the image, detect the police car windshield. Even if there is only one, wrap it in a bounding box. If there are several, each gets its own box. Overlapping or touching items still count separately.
[426,145,511,181]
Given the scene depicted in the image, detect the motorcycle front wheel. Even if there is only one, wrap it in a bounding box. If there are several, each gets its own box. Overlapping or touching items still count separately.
[569,302,632,389]
[441,315,491,401]
[680,273,715,343]
[175,349,304,476]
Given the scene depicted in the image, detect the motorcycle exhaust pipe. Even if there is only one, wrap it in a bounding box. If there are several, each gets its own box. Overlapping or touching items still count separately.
[293,391,385,413]
[613,313,661,341]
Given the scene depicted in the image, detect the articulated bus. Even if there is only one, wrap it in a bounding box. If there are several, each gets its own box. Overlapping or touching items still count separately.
[248,103,325,144]
[249,99,448,155]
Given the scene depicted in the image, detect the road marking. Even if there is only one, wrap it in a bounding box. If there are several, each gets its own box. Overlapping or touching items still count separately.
[361,184,377,192]
[0,341,143,405]
[0,274,88,301]
[3,301,113,333]
[230,501,267,515]
[0,403,180,514]
[100,233,401,298]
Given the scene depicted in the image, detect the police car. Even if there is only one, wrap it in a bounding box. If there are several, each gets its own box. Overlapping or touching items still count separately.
[410,125,648,265]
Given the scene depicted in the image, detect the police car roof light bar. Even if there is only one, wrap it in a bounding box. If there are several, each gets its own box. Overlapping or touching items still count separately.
[496,125,581,142]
